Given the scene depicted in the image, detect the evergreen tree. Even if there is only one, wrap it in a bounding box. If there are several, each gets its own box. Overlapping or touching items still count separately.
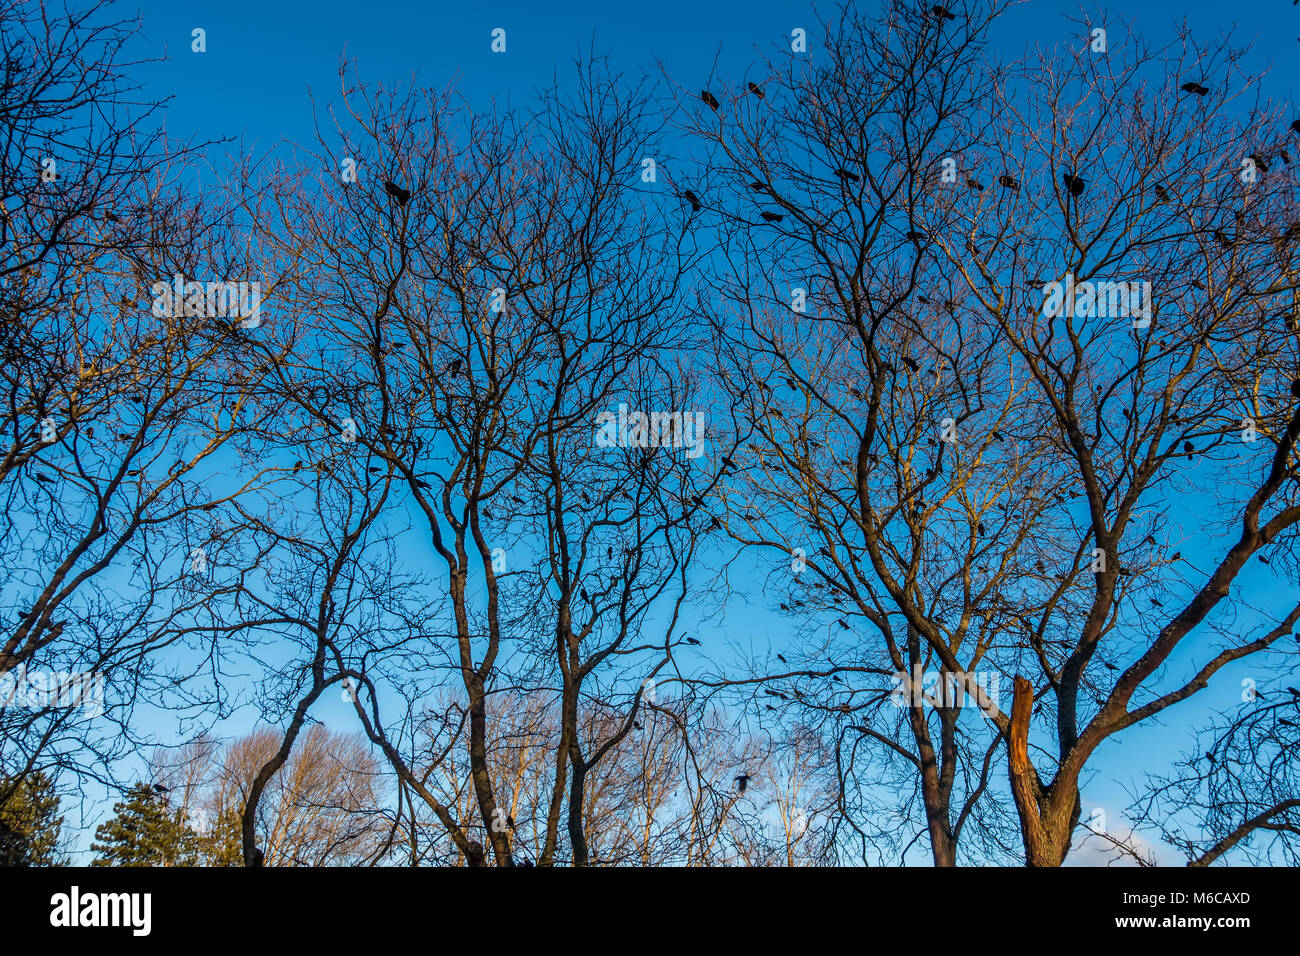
[198,804,245,866]
[90,783,201,866]
[0,771,66,866]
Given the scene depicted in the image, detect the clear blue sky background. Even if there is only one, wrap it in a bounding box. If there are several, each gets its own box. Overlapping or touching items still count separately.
[64,0,1299,864]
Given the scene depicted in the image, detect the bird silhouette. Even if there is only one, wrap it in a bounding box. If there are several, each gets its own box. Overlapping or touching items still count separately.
[747,81,764,98]
[749,180,768,192]
[383,180,411,205]
[734,773,751,793]
[1291,120,1300,135]
[1248,153,1269,173]
[1181,82,1210,96]
[1153,183,1169,202]
[761,211,783,222]
[682,189,701,212]
[965,177,984,191]
[998,174,1019,191]
[1184,440,1194,461]
[931,4,957,20]
[700,90,720,110]
[1290,379,1300,400]
[777,653,787,663]
[1063,173,1086,197]
[835,168,860,183]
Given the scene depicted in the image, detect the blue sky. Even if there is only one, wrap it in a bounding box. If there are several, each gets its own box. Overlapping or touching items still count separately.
[47,0,1299,863]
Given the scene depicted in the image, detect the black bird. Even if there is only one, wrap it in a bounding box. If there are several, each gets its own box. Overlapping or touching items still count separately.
[685,636,701,645]
[776,653,787,663]
[1290,379,1300,399]
[761,211,784,222]
[1181,82,1210,96]
[1291,120,1300,134]
[1289,686,1300,698]
[735,773,751,793]
[1213,229,1233,249]
[1153,183,1169,202]
[1205,752,1216,764]
[835,168,860,183]
[906,230,927,244]
[749,180,768,192]
[383,180,412,205]
[836,619,850,630]
[1151,597,1163,607]
[931,4,957,20]
[1282,150,1293,165]
[977,522,986,535]
[507,814,515,830]
[682,189,701,212]
[448,358,462,377]
[747,81,764,98]
[580,587,590,601]
[152,783,170,794]
[1063,173,1086,197]
[251,847,265,867]
[1248,153,1269,173]
[902,356,920,372]
[998,174,1019,191]
[1184,440,1194,461]
[700,90,720,110]
[965,177,984,191]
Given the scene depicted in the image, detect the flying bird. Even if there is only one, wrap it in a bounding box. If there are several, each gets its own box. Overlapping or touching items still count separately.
[383,180,411,205]
[735,773,751,793]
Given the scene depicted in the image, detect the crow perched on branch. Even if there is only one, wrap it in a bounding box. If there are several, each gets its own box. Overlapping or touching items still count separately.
[383,180,411,205]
